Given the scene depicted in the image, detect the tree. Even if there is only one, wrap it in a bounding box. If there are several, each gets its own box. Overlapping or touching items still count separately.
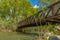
[0,0,37,30]
[38,0,59,10]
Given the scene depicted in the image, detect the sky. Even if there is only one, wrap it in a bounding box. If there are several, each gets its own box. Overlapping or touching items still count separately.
[28,0,49,8]
[28,0,38,6]
[28,0,39,8]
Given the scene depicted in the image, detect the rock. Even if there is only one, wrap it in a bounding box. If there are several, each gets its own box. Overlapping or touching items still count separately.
[48,36,59,40]
[57,36,60,40]
[55,26,60,31]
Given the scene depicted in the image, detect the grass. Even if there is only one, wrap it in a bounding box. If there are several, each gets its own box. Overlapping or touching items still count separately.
[0,23,59,40]
[0,32,37,40]
[20,23,60,40]
[21,24,56,34]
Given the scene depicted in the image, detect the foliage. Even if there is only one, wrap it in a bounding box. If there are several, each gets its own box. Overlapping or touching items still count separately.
[38,0,59,10]
[0,0,37,30]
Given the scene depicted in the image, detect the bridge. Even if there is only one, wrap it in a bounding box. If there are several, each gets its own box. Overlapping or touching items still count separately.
[17,1,60,30]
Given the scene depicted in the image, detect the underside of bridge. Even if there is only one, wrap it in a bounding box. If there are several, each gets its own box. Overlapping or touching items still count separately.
[16,1,60,31]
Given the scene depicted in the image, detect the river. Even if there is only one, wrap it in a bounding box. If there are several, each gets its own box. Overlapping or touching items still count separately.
[0,32,38,40]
